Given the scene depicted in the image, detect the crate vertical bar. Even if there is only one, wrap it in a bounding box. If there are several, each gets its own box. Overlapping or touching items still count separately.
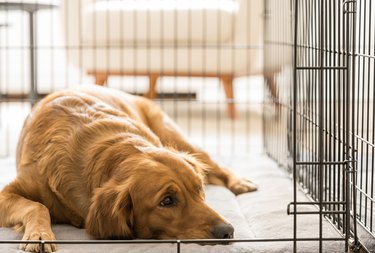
[292,0,299,252]
[318,0,325,251]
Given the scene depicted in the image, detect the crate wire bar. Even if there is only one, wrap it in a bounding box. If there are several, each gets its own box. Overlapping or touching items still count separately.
[0,0,375,252]
[264,0,374,252]
[293,0,358,251]
[0,238,348,253]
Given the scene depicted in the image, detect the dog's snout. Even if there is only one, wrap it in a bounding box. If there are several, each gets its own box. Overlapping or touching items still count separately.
[212,223,234,239]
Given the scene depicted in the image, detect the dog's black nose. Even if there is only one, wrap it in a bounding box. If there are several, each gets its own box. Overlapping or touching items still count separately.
[212,222,234,239]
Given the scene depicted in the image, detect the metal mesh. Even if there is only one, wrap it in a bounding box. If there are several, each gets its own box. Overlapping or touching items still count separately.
[0,0,374,252]
[352,0,375,241]
[264,0,374,251]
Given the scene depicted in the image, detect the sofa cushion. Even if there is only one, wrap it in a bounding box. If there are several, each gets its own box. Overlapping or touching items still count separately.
[81,0,238,45]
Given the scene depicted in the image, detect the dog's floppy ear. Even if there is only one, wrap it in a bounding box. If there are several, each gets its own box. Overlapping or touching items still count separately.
[180,153,209,178]
[85,179,134,239]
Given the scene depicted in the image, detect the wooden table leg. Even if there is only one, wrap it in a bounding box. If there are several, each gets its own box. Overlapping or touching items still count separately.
[145,74,159,99]
[221,76,236,119]
[95,72,108,86]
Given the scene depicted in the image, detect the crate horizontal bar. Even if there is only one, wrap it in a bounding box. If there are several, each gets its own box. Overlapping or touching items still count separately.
[296,161,355,166]
[0,237,346,245]
[0,44,264,50]
[289,201,346,205]
[296,66,347,70]
[287,202,346,215]
[353,186,375,203]
[355,52,375,59]
[288,210,347,215]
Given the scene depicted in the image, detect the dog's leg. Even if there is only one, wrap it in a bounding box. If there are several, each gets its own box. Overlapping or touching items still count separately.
[0,181,57,252]
[187,148,257,195]
[138,99,257,195]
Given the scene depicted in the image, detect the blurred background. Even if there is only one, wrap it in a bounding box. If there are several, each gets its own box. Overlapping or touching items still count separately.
[0,0,266,158]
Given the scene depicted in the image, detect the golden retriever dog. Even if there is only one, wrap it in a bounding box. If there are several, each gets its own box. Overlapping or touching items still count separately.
[0,85,256,252]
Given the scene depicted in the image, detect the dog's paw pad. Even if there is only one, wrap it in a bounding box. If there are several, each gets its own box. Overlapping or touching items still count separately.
[19,231,57,253]
[229,178,257,195]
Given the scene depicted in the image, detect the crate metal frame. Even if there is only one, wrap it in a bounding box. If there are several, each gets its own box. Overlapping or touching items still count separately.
[265,0,374,252]
[1,0,374,252]
[264,0,359,252]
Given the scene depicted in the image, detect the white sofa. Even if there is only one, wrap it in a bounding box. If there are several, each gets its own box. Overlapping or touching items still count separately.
[61,0,264,118]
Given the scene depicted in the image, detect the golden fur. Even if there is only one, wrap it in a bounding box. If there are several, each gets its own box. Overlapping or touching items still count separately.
[0,85,256,252]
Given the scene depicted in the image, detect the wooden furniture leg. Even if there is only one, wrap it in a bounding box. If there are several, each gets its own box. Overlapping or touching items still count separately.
[221,76,236,119]
[145,74,159,99]
[94,73,108,86]
[88,71,236,119]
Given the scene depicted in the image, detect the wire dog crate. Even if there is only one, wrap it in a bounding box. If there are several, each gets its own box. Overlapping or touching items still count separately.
[265,0,374,252]
[0,0,374,252]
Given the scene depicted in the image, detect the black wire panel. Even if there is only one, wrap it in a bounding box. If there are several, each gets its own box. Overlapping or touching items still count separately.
[353,0,375,239]
[0,0,374,252]
[264,0,374,252]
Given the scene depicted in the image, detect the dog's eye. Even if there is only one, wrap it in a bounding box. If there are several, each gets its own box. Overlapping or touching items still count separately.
[160,196,175,207]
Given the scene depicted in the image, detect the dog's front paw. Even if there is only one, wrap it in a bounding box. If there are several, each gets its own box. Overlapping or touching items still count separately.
[229,178,257,195]
[19,230,57,253]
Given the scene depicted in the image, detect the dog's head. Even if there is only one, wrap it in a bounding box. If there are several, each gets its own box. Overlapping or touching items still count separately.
[85,148,234,240]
